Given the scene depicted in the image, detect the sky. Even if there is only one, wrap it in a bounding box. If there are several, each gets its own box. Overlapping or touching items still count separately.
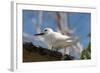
[23,10,91,49]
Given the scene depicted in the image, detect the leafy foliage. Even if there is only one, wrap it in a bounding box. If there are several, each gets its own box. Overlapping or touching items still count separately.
[80,33,91,59]
[80,43,91,59]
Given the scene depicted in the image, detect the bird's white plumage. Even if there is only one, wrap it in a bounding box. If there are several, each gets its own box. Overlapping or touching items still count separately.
[44,32,70,49]
[34,28,79,52]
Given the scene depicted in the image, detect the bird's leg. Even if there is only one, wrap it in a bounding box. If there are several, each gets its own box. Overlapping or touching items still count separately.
[65,48,70,55]
[52,47,57,51]
[48,46,55,51]
[64,48,66,55]
[48,45,52,50]
[61,48,67,60]
[52,46,54,50]
[61,48,71,60]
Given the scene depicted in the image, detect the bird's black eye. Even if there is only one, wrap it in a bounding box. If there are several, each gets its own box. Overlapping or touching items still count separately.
[44,29,47,31]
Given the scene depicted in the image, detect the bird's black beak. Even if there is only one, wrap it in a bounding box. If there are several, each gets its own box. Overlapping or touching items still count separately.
[34,33,45,36]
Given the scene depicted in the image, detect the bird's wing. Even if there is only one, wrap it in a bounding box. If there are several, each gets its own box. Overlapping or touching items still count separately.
[33,35,44,41]
[52,32,67,39]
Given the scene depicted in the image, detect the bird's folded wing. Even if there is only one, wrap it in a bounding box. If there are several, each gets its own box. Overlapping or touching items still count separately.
[33,35,44,41]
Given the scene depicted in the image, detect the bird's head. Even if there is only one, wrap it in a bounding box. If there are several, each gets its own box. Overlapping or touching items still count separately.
[43,28,53,34]
[34,28,53,36]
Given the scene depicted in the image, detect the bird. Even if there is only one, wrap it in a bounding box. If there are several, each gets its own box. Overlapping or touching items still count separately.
[34,28,80,56]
